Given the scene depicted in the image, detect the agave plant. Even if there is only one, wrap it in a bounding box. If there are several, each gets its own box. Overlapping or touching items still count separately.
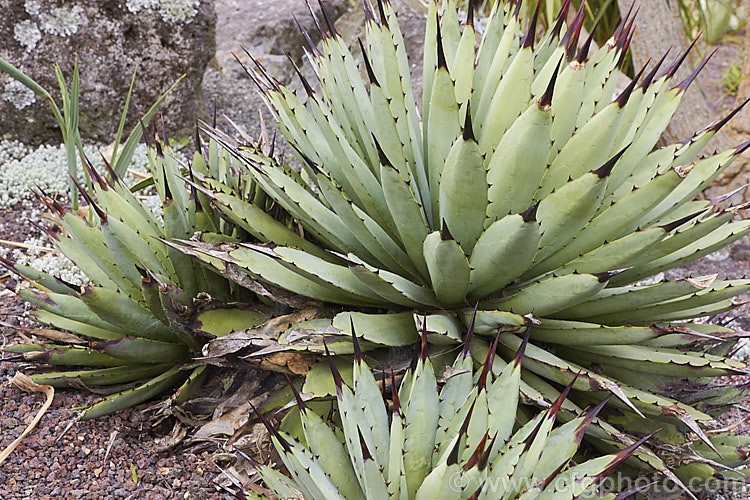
[2,128,277,418]
[181,0,750,487]
[252,322,654,499]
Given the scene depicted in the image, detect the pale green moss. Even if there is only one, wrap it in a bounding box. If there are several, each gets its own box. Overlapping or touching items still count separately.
[0,142,154,209]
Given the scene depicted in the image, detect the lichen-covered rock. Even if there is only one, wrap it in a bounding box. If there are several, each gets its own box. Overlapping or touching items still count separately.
[0,0,215,144]
[203,0,349,138]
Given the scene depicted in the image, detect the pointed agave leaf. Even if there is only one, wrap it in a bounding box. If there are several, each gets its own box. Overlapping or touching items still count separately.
[81,366,187,419]
[439,114,487,253]
[380,162,431,280]
[426,25,462,224]
[483,273,609,316]
[423,230,471,307]
[485,100,553,221]
[469,212,541,299]
[402,341,440,498]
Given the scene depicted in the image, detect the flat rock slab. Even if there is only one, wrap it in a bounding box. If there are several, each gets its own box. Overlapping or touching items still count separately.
[0,0,216,144]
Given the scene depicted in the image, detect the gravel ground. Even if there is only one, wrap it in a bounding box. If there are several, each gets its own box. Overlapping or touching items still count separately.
[0,355,227,499]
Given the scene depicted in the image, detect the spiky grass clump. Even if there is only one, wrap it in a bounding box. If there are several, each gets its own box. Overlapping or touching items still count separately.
[2,132,273,418]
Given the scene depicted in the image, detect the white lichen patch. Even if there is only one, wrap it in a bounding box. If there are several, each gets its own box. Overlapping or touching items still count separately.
[14,20,42,52]
[39,5,86,37]
[126,0,199,24]
[24,0,41,16]
[125,0,160,14]
[3,80,36,110]
[159,0,199,24]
